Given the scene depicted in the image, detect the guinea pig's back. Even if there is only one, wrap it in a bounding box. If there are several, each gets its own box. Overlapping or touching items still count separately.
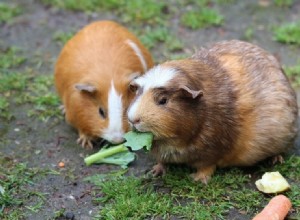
[208,40,298,166]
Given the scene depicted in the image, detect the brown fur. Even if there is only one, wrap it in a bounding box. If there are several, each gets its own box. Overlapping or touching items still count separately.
[129,40,298,183]
[55,20,153,148]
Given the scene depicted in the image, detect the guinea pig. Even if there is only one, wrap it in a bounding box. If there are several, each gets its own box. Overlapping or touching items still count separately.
[127,40,298,184]
[55,20,154,149]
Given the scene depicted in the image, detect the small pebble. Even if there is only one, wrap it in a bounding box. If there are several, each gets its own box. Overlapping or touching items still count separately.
[65,211,75,220]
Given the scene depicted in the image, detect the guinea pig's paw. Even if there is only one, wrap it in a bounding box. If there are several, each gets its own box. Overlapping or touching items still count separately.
[191,165,216,184]
[59,105,66,115]
[77,134,93,149]
[190,172,211,184]
[271,155,284,165]
[151,163,166,177]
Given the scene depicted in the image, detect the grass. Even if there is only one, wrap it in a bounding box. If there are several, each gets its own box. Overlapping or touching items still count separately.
[41,0,167,25]
[273,21,300,46]
[137,26,183,51]
[259,155,300,209]
[181,8,224,29]
[0,97,12,121]
[266,155,300,181]
[40,0,122,12]
[0,47,26,70]
[53,31,75,45]
[93,177,173,219]
[133,26,185,62]
[48,1,175,62]
[284,63,300,86]
[274,0,293,7]
[121,0,167,25]
[46,0,172,55]
[0,47,27,120]
[0,71,61,121]
[25,75,61,121]
[243,26,254,41]
[0,157,51,219]
[42,0,224,57]
[0,72,28,93]
[86,155,300,219]
[0,2,22,24]
[0,47,61,121]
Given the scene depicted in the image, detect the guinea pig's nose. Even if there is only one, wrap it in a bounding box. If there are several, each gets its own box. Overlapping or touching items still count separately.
[129,118,140,125]
[133,118,140,125]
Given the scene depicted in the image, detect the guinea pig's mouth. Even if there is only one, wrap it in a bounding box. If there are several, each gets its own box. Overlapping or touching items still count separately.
[133,127,148,134]
[130,123,148,133]
[129,122,161,140]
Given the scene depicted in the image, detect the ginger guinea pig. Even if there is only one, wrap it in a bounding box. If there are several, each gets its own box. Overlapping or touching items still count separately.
[55,20,153,149]
[128,40,298,184]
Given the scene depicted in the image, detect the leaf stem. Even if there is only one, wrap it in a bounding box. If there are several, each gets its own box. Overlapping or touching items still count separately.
[84,144,128,166]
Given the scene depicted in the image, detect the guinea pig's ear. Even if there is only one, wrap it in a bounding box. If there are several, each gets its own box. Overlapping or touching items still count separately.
[128,72,141,81]
[75,83,97,93]
[179,85,203,99]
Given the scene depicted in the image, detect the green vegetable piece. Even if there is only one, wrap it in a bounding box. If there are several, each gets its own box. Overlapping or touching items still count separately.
[84,131,154,167]
[84,144,128,166]
[123,131,154,151]
[94,151,135,169]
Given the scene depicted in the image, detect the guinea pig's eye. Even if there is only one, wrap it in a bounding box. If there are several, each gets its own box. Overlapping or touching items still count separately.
[129,83,139,93]
[99,108,106,118]
[157,97,168,106]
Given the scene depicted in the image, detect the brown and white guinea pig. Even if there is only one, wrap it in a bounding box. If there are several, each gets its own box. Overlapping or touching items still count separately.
[127,40,298,184]
[55,20,154,149]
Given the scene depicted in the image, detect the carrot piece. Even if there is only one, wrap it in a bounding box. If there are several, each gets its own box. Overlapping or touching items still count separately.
[253,195,292,220]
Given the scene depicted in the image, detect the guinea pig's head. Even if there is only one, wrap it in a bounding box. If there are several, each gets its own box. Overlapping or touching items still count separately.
[68,73,139,144]
[127,61,204,140]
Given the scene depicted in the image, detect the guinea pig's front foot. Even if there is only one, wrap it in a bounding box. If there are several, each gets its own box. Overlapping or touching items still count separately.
[191,165,216,184]
[59,105,66,115]
[77,134,93,149]
[271,155,284,164]
[151,163,166,177]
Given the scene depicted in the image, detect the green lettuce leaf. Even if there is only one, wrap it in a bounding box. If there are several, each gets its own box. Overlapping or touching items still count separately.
[124,131,153,151]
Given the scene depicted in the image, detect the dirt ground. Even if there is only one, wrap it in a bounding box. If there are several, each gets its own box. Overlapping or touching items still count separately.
[1,0,300,219]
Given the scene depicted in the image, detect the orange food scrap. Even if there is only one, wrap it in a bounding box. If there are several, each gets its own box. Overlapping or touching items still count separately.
[252,195,292,220]
[58,162,65,168]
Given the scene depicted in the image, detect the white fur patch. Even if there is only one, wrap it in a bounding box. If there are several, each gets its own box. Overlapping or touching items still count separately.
[127,66,177,124]
[127,95,142,124]
[126,39,147,72]
[102,81,124,143]
[134,65,177,92]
